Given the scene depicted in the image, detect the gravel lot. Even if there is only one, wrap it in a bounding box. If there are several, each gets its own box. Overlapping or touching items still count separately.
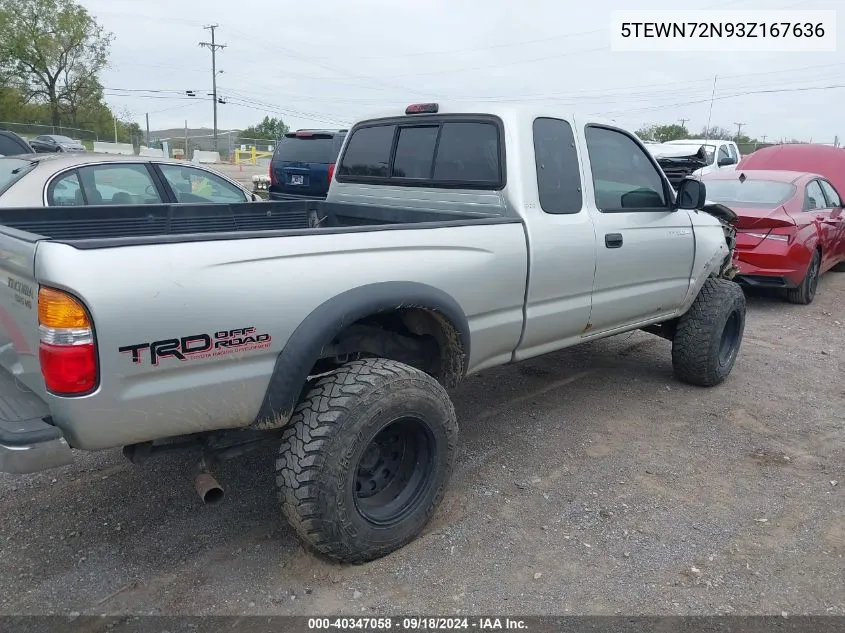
[1,276,843,616]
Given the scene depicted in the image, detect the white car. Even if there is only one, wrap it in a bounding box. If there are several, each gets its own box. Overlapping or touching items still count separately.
[647,138,741,189]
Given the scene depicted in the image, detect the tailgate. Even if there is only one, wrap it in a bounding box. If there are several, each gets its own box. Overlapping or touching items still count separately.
[0,229,44,397]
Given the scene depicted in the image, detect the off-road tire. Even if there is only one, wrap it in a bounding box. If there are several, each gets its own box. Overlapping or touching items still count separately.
[275,358,458,563]
[672,278,746,387]
[787,249,821,305]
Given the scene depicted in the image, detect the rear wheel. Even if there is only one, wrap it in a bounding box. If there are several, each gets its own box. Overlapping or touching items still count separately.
[787,249,820,305]
[672,278,746,387]
[275,358,457,563]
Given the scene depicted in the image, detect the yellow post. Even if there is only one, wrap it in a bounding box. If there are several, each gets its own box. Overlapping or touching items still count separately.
[251,145,257,165]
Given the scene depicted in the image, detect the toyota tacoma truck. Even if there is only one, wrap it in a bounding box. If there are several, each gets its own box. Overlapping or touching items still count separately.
[0,103,744,564]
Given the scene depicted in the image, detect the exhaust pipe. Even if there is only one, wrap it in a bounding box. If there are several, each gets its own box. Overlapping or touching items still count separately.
[195,471,224,505]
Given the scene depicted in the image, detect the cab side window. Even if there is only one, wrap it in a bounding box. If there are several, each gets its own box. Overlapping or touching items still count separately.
[532,117,582,214]
[584,125,667,211]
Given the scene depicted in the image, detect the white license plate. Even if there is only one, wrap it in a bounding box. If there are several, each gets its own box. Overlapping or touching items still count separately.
[291,175,304,185]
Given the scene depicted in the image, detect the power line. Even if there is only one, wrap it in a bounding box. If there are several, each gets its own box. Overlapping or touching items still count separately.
[598,83,845,117]
[199,24,226,147]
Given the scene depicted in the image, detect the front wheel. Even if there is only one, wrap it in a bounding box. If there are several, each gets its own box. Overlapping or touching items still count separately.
[275,358,458,563]
[672,278,746,387]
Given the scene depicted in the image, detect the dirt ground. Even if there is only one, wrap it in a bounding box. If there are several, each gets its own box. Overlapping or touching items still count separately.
[1,276,843,616]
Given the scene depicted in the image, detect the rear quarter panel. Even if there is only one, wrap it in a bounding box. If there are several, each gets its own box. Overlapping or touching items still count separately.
[36,223,527,450]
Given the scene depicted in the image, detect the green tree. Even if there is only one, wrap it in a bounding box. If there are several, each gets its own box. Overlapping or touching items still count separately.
[243,116,289,140]
[690,125,733,140]
[0,0,113,127]
[636,123,690,143]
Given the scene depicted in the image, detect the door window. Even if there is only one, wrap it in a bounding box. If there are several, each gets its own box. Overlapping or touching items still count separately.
[584,125,667,211]
[76,164,163,205]
[159,164,248,203]
[818,180,842,207]
[805,180,827,210]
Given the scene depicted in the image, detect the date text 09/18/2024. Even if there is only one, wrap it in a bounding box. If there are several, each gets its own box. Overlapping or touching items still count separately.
[307,617,528,630]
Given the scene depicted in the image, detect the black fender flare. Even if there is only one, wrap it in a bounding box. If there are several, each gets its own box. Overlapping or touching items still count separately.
[252,281,470,427]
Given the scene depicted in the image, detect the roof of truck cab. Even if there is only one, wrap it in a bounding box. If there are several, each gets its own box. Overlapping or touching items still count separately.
[350,103,621,128]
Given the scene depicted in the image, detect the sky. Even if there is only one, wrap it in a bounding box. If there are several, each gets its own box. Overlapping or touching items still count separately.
[82,0,844,142]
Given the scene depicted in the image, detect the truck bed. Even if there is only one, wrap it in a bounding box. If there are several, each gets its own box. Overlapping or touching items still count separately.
[0,197,529,451]
[0,199,516,247]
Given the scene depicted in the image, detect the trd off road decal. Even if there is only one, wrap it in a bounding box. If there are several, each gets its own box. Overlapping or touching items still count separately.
[119,327,272,365]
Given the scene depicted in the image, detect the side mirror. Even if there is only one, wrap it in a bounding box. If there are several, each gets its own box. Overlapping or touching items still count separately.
[718,156,736,167]
[676,178,707,210]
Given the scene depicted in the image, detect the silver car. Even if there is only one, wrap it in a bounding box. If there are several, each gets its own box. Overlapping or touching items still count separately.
[0,153,258,207]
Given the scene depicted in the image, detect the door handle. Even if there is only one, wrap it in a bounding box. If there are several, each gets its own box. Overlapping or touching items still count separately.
[605,233,623,248]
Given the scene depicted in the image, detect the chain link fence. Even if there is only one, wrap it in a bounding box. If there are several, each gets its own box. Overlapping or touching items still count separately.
[0,121,99,144]
[148,131,276,163]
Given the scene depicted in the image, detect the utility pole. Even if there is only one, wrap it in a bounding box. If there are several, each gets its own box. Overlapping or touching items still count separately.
[145,113,150,147]
[733,122,746,140]
[113,114,118,143]
[678,118,689,129]
[199,24,226,150]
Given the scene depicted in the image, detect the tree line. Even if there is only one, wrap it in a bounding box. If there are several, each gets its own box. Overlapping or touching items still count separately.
[635,122,804,147]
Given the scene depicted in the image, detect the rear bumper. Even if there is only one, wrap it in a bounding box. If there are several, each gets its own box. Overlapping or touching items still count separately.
[0,431,73,474]
[268,191,327,201]
[733,250,806,288]
[0,371,72,474]
[733,273,797,289]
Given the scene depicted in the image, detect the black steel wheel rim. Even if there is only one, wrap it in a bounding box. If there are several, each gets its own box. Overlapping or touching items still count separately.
[354,417,435,527]
[719,311,741,366]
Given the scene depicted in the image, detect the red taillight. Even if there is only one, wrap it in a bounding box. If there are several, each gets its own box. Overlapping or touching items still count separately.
[405,103,439,114]
[269,163,277,187]
[38,286,97,395]
[39,343,97,394]
[327,162,335,183]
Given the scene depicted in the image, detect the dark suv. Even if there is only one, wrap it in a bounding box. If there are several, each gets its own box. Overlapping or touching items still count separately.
[268,129,347,200]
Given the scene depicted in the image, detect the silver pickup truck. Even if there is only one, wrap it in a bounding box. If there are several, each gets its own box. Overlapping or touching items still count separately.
[0,103,744,563]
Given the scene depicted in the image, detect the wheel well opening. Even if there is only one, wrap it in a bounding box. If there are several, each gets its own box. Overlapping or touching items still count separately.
[309,308,465,388]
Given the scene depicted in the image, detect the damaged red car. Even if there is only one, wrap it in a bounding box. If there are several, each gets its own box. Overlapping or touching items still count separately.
[699,169,845,304]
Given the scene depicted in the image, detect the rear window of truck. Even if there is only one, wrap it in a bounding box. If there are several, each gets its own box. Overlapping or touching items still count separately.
[337,117,503,189]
